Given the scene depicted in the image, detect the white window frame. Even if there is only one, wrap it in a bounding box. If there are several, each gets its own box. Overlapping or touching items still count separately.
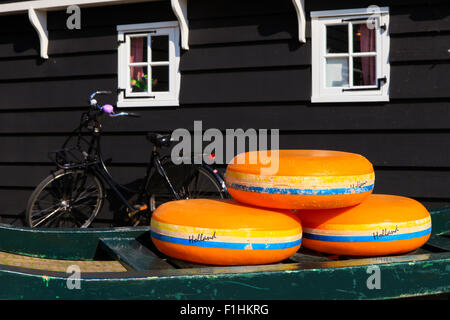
[311,7,390,103]
[117,21,180,107]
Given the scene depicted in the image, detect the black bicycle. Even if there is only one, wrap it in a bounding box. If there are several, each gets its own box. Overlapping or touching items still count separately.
[26,91,227,228]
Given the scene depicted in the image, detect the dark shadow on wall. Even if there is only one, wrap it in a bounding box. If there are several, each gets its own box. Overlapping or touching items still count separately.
[0,32,40,57]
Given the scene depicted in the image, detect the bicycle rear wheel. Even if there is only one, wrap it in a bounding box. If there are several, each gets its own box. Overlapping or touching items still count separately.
[26,169,104,228]
[148,163,226,211]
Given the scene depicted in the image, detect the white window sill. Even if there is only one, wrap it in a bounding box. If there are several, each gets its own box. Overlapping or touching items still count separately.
[311,95,389,103]
[117,99,180,108]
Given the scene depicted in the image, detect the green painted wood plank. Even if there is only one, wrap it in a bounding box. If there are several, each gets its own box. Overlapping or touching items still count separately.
[289,253,331,263]
[100,238,173,271]
[425,235,450,252]
[0,223,150,260]
[430,208,450,235]
[0,252,448,300]
[167,258,209,269]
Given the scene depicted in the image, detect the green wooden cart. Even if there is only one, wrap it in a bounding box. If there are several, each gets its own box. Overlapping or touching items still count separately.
[0,207,448,300]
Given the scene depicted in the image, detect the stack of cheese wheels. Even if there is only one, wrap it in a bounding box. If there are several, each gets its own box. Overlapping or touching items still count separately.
[297,194,432,256]
[225,150,375,209]
[151,199,302,265]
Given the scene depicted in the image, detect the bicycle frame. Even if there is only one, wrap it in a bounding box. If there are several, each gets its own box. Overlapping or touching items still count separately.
[56,112,227,217]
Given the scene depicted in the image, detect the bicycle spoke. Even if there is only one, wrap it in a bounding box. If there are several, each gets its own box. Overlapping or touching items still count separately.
[71,173,89,202]
[69,208,87,227]
[44,211,66,228]
[72,186,99,204]
[28,170,103,228]
[32,206,64,227]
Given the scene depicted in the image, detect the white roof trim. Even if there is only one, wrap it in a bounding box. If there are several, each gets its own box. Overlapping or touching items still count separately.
[0,0,189,58]
[311,7,389,18]
[28,8,48,59]
[291,0,306,43]
[0,0,306,58]
[0,0,157,13]
[170,0,188,49]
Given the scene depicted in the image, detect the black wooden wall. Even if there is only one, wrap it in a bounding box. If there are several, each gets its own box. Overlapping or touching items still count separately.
[0,0,449,226]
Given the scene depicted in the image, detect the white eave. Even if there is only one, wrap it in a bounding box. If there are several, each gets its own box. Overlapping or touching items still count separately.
[0,0,306,59]
[292,0,306,43]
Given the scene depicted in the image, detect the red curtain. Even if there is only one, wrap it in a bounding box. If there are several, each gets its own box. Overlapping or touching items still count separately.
[360,25,376,85]
[130,37,145,81]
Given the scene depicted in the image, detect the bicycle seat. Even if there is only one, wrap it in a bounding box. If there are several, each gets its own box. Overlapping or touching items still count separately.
[147,132,172,148]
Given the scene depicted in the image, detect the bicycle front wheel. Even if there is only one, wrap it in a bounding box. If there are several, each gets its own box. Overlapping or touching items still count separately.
[26,169,104,228]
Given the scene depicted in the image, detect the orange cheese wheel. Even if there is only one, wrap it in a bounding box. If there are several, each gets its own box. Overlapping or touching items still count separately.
[225,150,374,209]
[151,199,302,265]
[297,194,432,256]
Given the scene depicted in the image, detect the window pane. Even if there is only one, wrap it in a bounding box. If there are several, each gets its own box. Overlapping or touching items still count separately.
[353,24,376,53]
[151,36,169,62]
[130,66,148,92]
[130,37,147,63]
[353,57,376,86]
[151,66,169,92]
[326,58,349,87]
[326,25,348,53]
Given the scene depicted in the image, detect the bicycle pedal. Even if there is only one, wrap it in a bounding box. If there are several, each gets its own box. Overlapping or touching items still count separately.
[135,204,148,211]
[128,205,148,218]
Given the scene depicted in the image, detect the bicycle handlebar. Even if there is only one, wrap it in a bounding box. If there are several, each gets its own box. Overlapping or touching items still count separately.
[89,91,141,119]
[90,91,112,101]
[108,111,141,118]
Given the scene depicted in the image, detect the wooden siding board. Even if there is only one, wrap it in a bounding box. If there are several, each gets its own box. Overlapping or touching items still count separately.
[390,3,450,34]
[0,133,448,168]
[188,4,450,47]
[46,1,176,30]
[183,35,449,72]
[188,0,295,20]
[0,45,448,85]
[0,189,31,216]
[0,163,448,221]
[180,67,311,104]
[189,14,302,46]
[188,0,450,20]
[0,76,116,109]
[0,164,147,188]
[278,132,450,168]
[49,27,117,55]
[181,40,311,71]
[1,164,449,199]
[179,64,450,104]
[0,33,39,58]
[1,101,450,134]
[0,14,33,34]
[0,164,448,224]
[102,102,450,132]
[0,28,117,59]
[307,0,450,11]
[390,63,450,99]
[374,169,450,199]
[0,52,116,80]
[390,33,450,63]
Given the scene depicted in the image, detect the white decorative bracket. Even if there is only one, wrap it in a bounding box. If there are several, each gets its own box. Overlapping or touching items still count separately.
[292,0,306,43]
[170,0,189,50]
[28,7,48,59]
